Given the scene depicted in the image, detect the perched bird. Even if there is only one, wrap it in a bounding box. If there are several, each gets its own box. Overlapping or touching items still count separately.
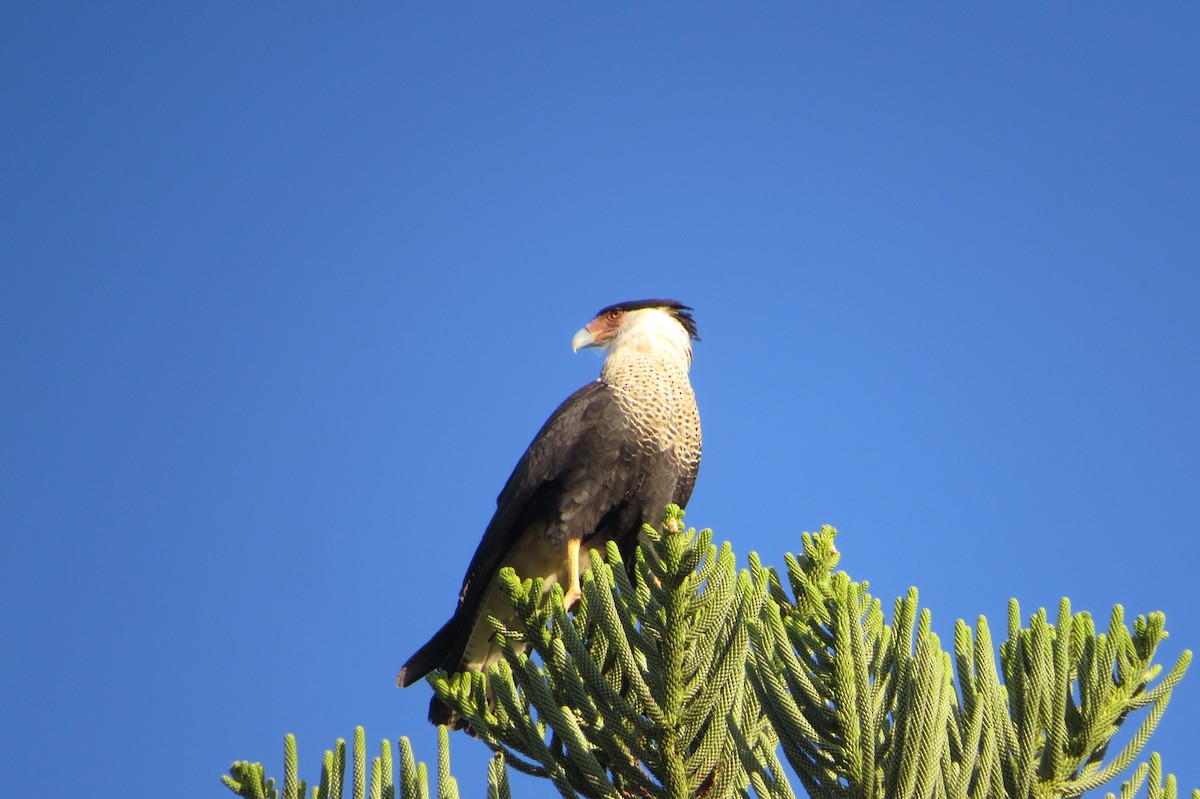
[397,299,702,728]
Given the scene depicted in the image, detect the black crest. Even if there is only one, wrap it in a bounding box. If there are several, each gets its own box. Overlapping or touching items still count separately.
[594,299,699,340]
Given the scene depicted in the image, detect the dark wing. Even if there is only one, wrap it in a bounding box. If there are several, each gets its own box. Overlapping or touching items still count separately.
[398,380,629,686]
[456,380,617,607]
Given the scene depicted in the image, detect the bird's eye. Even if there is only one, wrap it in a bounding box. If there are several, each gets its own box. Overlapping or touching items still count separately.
[608,308,622,319]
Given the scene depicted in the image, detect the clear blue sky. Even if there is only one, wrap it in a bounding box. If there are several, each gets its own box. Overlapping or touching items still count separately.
[3,4,1198,796]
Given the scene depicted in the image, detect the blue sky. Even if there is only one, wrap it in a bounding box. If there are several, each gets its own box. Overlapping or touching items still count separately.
[3,4,1198,796]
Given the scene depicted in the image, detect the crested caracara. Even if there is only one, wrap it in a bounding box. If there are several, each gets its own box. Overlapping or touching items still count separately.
[396,299,701,728]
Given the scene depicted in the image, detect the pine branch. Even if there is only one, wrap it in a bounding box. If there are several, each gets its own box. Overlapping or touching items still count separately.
[746,526,1194,799]
[222,726,502,799]
[224,516,1195,799]
[427,505,778,798]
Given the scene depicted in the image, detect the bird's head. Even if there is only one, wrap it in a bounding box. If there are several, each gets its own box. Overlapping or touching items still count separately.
[572,299,699,366]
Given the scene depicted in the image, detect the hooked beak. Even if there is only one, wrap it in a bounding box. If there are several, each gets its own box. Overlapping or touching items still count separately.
[572,326,596,352]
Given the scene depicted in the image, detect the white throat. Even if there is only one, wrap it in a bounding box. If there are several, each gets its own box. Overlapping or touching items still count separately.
[602,308,693,377]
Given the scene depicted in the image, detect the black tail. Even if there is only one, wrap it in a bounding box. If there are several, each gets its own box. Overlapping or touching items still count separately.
[397,618,474,732]
[396,617,456,687]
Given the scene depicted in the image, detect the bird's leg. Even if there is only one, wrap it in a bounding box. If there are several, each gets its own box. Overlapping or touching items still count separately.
[562,537,583,609]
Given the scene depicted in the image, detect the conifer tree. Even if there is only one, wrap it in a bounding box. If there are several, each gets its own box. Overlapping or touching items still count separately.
[224,508,1195,799]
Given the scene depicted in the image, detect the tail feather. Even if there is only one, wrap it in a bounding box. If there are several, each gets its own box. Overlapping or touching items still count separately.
[396,618,457,687]
[399,618,473,733]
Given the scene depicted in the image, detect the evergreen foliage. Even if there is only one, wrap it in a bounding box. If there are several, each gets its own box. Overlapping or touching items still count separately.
[223,509,1195,798]
[428,505,780,798]
[223,725,511,799]
[748,528,1193,799]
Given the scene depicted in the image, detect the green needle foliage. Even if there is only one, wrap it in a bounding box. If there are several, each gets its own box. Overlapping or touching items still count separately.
[223,725,510,799]
[747,526,1194,799]
[428,505,781,798]
[223,510,1195,799]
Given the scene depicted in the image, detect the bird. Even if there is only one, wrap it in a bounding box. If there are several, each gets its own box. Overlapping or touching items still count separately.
[396,299,702,729]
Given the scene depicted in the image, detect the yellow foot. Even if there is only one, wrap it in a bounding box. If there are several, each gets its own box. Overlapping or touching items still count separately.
[564,537,582,609]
